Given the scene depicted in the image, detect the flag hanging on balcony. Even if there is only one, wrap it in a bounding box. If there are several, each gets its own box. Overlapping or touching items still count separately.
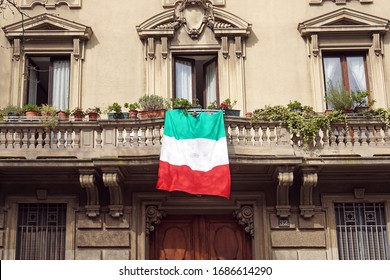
[156,109,231,198]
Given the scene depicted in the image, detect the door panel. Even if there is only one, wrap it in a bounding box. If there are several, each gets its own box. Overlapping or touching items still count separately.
[150,215,252,260]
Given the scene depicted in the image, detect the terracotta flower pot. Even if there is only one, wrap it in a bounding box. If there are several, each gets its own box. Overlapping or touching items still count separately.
[25,110,40,117]
[129,110,138,118]
[57,111,69,121]
[88,112,100,121]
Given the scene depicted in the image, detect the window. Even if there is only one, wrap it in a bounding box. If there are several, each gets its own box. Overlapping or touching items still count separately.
[174,55,218,108]
[16,203,67,260]
[298,8,390,111]
[27,56,70,110]
[323,53,369,109]
[335,202,389,260]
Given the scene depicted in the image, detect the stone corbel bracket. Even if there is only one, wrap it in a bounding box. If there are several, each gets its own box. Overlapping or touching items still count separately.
[79,169,100,218]
[233,205,254,238]
[299,167,319,218]
[273,166,295,218]
[145,205,166,236]
[102,168,125,218]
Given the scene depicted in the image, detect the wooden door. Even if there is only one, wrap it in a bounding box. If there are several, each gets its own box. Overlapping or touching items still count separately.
[149,215,252,260]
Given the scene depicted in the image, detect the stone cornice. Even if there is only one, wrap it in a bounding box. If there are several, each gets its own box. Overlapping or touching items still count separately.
[19,0,82,9]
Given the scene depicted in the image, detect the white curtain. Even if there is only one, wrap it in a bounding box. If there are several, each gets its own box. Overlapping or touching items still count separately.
[205,61,217,106]
[28,66,38,104]
[175,60,193,101]
[323,57,343,90]
[52,60,70,111]
[347,56,367,92]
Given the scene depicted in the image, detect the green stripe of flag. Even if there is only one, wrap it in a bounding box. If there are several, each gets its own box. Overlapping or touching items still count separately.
[163,109,226,140]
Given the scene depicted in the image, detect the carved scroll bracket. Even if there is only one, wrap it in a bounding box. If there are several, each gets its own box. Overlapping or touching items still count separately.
[233,205,254,238]
[102,168,124,218]
[145,205,166,236]
[79,169,100,218]
[299,167,319,218]
[273,166,295,218]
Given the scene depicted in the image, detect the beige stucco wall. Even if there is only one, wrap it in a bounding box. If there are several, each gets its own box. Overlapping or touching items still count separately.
[1,0,390,112]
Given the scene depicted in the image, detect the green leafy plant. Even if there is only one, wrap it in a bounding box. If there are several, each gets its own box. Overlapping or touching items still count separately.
[251,103,346,145]
[138,94,167,111]
[22,103,41,113]
[208,98,237,110]
[124,102,138,111]
[1,105,23,116]
[325,82,354,111]
[352,90,375,109]
[107,102,122,114]
[86,106,102,114]
[71,107,86,116]
[40,104,57,116]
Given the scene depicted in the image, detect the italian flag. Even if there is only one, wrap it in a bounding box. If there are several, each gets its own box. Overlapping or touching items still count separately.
[156,109,231,198]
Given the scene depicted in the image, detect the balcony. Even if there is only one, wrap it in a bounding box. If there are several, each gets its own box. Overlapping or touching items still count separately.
[1,116,389,163]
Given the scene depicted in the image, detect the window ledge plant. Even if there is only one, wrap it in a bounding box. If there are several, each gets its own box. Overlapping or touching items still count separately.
[208,98,239,116]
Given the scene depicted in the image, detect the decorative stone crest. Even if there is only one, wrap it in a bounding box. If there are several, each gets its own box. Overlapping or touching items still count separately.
[145,206,166,236]
[233,206,254,238]
[156,0,232,40]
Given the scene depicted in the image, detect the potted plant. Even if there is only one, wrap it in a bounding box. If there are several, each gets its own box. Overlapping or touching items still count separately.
[208,98,239,116]
[57,109,71,121]
[86,106,102,121]
[107,102,129,119]
[124,102,138,118]
[40,104,57,117]
[351,90,375,113]
[325,82,355,113]
[22,104,41,117]
[137,94,167,119]
[2,105,23,118]
[71,107,86,121]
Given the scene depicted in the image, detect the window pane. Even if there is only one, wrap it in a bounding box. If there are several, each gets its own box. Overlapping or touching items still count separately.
[205,60,217,106]
[175,59,193,101]
[347,56,367,92]
[323,57,343,91]
[52,60,70,111]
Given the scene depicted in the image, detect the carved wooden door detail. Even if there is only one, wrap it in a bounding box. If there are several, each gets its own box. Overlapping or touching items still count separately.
[149,215,252,260]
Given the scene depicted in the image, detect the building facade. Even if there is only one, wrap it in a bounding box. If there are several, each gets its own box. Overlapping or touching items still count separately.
[0,0,389,260]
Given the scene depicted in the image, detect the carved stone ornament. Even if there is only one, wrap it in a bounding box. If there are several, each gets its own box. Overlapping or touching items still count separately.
[233,206,254,238]
[102,168,124,218]
[79,170,100,218]
[309,0,373,5]
[19,0,82,9]
[274,166,295,218]
[145,206,166,236]
[163,0,225,7]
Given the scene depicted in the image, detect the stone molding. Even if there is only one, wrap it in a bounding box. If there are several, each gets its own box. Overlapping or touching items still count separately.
[79,169,100,218]
[19,0,82,9]
[309,0,373,5]
[233,205,254,238]
[273,166,295,218]
[163,0,225,8]
[299,167,319,218]
[102,168,124,218]
[145,205,166,236]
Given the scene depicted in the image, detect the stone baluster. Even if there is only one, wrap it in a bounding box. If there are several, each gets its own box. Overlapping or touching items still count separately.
[351,125,360,147]
[36,128,43,149]
[14,129,22,149]
[261,125,268,146]
[329,126,337,148]
[245,125,252,145]
[118,127,125,147]
[321,127,329,149]
[237,124,245,145]
[269,124,276,146]
[140,126,147,146]
[375,126,384,145]
[360,126,368,147]
[66,128,73,148]
[229,123,237,145]
[43,130,50,149]
[52,129,58,149]
[58,128,66,149]
[253,124,260,146]
[0,129,6,149]
[345,126,352,148]
[154,125,162,146]
[22,128,29,149]
[383,126,390,146]
[124,127,131,147]
[147,126,154,146]
[74,129,81,148]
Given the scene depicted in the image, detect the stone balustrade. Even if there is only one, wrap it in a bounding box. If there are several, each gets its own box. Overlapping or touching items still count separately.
[0,116,389,160]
